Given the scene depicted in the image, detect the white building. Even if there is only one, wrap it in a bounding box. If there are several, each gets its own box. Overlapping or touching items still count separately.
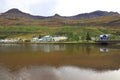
[31,35,54,43]
[31,37,39,42]
[53,36,68,42]
[0,39,19,43]
[31,35,68,42]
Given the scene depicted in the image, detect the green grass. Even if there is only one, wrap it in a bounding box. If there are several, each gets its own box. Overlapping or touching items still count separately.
[0,26,119,39]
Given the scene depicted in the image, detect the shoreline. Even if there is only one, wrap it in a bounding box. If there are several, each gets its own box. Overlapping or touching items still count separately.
[0,41,118,45]
[0,41,96,44]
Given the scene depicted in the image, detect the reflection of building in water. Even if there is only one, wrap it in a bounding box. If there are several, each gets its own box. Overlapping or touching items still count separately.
[32,44,66,52]
[100,48,109,52]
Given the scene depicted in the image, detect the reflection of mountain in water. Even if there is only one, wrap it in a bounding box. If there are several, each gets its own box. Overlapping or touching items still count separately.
[0,44,120,71]
[0,66,120,80]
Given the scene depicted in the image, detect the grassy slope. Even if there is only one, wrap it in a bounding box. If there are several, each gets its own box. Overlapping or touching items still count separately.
[0,26,119,39]
[0,15,120,39]
[0,14,120,27]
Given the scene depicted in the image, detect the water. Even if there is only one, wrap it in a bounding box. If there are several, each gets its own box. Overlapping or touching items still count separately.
[0,66,120,80]
[0,44,120,80]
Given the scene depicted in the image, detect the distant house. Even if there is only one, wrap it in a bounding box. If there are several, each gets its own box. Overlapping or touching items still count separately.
[100,34,110,40]
[39,35,53,42]
[31,37,39,42]
[53,36,68,42]
[0,39,19,43]
[31,35,68,42]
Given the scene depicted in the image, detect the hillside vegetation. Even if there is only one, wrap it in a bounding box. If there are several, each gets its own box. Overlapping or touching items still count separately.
[0,26,119,40]
[0,9,120,40]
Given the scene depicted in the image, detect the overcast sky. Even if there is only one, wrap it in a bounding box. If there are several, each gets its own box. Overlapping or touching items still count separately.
[0,0,120,16]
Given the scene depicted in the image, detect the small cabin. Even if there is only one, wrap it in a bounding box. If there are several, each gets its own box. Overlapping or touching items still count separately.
[100,34,109,40]
[39,35,53,42]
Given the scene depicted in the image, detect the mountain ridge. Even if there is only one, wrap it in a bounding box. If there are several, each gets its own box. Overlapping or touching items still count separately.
[1,8,119,20]
[0,8,120,26]
[1,8,46,20]
[68,10,119,20]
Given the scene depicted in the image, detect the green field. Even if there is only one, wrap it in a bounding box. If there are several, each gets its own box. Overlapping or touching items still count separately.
[0,26,120,41]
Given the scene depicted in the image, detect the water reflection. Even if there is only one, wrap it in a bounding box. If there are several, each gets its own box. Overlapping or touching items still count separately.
[0,67,13,80]
[0,44,120,70]
[31,44,66,52]
[0,66,120,80]
[0,44,67,53]
[100,48,109,52]
[0,44,119,53]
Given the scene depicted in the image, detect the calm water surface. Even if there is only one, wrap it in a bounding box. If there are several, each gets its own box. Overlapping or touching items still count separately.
[0,44,120,80]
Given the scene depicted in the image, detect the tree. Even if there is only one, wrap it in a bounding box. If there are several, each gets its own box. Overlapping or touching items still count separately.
[67,32,74,41]
[0,35,7,39]
[74,34,80,41]
[38,34,42,39]
[86,32,91,41]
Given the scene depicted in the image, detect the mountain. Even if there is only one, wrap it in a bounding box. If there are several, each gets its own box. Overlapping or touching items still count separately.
[1,8,46,20]
[0,8,120,26]
[68,10,119,20]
